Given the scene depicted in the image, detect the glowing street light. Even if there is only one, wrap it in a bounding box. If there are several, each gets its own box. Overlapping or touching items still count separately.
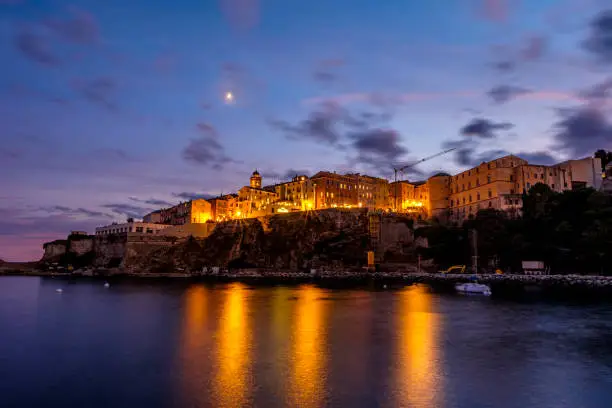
[224,91,234,104]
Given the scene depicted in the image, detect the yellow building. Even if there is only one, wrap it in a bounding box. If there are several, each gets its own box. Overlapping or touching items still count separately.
[236,170,279,218]
[310,171,390,210]
[147,199,212,225]
[275,175,316,211]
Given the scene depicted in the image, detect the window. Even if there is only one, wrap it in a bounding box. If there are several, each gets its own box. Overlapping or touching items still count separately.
[463,197,466,204]
[488,201,493,208]
[469,195,472,203]
[552,184,555,189]
[487,175,491,183]
[476,179,480,186]
[136,227,143,233]
[526,182,531,189]
[488,190,492,198]
[477,192,481,200]
[468,182,471,188]
[510,175,514,181]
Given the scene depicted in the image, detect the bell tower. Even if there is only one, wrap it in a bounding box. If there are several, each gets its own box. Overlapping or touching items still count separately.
[250,170,262,188]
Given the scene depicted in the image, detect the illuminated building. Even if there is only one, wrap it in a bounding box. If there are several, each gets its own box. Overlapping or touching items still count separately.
[95,220,171,235]
[390,155,603,222]
[237,170,279,217]
[156,199,213,225]
[310,171,390,210]
[275,174,315,211]
[448,155,602,222]
[143,210,162,223]
[209,194,240,221]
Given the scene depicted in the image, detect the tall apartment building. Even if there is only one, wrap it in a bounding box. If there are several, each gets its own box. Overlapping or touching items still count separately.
[310,171,390,210]
[393,154,603,223]
[275,175,315,210]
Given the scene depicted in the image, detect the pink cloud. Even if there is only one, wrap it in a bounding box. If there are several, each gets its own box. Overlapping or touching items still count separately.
[219,0,259,31]
[303,90,579,106]
[481,0,509,22]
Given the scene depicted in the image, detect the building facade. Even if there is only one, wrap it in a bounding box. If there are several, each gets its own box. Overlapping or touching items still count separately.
[310,171,390,210]
[275,175,315,211]
[95,221,171,236]
[158,199,212,225]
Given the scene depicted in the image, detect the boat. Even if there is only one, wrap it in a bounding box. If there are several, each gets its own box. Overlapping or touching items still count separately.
[55,288,63,293]
[455,282,492,296]
[104,282,110,288]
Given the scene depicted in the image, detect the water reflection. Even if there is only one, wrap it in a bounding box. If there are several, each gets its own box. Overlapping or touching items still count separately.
[289,285,328,408]
[213,283,252,408]
[177,285,209,404]
[396,285,443,408]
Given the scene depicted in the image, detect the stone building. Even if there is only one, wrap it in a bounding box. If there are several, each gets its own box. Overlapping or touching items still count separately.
[237,171,279,218]
[310,171,390,210]
[158,199,212,225]
[388,154,603,223]
[275,174,315,211]
[95,221,171,235]
[209,193,239,221]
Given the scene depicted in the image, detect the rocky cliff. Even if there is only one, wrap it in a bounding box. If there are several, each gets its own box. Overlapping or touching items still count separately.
[125,209,421,273]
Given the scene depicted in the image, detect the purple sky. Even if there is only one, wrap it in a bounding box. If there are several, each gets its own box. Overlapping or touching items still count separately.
[1,0,612,261]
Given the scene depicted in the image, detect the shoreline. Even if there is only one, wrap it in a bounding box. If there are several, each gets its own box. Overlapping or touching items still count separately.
[4,268,612,298]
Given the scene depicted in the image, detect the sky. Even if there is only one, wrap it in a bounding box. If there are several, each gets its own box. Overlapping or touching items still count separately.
[1,0,612,261]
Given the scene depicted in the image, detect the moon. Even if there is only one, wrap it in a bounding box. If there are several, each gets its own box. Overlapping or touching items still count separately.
[224,91,234,104]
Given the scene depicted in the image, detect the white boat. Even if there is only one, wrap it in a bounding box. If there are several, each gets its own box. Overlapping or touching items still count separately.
[455,282,491,296]
[56,288,63,293]
[104,282,110,288]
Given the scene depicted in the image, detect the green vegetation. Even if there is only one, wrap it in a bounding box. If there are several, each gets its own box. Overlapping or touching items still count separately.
[418,184,612,275]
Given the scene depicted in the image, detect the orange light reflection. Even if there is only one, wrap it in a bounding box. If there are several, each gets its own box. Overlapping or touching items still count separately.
[289,285,327,408]
[213,283,252,408]
[396,285,442,407]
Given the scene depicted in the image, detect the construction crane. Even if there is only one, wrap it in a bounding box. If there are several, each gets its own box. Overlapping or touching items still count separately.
[392,147,456,212]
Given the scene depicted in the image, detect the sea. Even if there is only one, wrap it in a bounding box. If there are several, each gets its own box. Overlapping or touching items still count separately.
[1,276,612,408]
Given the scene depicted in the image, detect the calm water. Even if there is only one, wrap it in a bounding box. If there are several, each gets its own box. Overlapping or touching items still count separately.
[1,277,612,408]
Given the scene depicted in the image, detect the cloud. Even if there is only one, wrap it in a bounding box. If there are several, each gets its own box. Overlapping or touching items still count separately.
[0,205,115,261]
[487,85,532,104]
[43,7,100,45]
[128,197,174,207]
[219,0,259,30]
[71,77,118,111]
[583,9,612,64]
[313,58,346,85]
[101,203,153,219]
[14,28,57,65]
[579,77,612,100]
[196,122,218,137]
[492,60,515,72]
[553,106,612,157]
[460,118,514,138]
[182,124,231,169]
[268,101,345,145]
[173,192,214,201]
[44,205,111,218]
[348,128,411,175]
[515,151,558,165]
[521,36,547,61]
[481,0,509,22]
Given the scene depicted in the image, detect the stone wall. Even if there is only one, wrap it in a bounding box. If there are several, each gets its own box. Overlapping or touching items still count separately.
[68,236,94,256]
[42,240,67,260]
[93,234,127,267]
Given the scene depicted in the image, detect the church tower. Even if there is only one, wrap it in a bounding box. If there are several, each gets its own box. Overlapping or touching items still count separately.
[250,170,262,188]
